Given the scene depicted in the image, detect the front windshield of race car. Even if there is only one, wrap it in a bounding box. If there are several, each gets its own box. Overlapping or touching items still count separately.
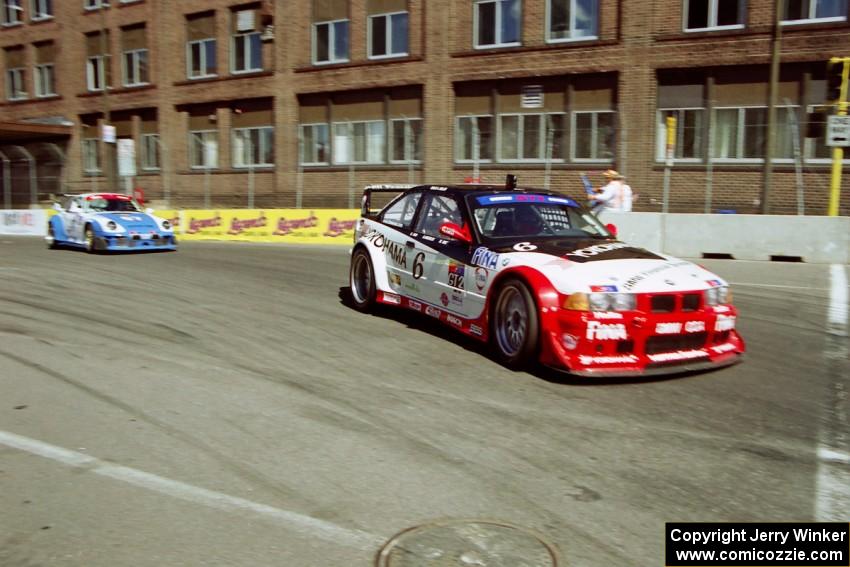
[87,197,142,213]
[468,193,612,242]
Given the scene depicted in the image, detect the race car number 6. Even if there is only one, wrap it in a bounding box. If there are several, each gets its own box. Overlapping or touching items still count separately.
[413,252,425,279]
[513,242,537,252]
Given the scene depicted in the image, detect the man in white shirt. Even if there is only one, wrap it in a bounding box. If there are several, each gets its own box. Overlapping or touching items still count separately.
[590,170,631,217]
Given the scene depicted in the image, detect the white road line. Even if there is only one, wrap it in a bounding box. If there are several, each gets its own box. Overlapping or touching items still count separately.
[0,430,382,550]
[815,264,850,522]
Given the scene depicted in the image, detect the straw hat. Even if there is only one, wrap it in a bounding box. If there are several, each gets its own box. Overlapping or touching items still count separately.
[603,169,624,179]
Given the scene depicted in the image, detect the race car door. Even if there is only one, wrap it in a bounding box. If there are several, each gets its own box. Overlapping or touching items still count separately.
[62,196,86,243]
[378,189,423,295]
[409,191,474,317]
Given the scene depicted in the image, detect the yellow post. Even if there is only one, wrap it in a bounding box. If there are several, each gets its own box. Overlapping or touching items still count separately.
[828,57,849,217]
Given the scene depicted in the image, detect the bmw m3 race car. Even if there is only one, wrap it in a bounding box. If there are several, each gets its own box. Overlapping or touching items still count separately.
[47,193,176,253]
[349,181,744,377]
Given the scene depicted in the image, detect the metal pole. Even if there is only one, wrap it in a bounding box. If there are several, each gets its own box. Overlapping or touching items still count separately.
[0,151,9,209]
[17,147,38,207]
[761,0,783,214]
[705,111,714,214]
[204,157,211,209]
[295,127,303,209]
[348,160,355,209]
[406,120,414,185]
[248,137,255,209]
[98,7,116,191]
[784,99,805,215]
[828,57,849,217]
[154,137,170,207]
[472,118,480,182]
[544,115,554,191]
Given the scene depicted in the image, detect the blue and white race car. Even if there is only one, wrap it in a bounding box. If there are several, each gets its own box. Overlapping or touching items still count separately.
[47,193,176,253]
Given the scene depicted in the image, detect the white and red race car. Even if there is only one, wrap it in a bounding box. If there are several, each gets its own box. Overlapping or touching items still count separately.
[349,182,744,376]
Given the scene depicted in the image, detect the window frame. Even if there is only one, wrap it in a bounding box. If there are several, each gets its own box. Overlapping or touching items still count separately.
[497,112,566,163]
[82,138,101,174]
[231,125,275,168]
[84,0,109,10]
[86,54,110,92]
[655,107,705,163]
[299,122,330,166]
[545,0,599,43]
[710,104,798,163]
[312,18,350,65]
[230,31,263,74]
[30,0,51,20]
[683,0,746,32]
[455,114,495,163]
[781,0,847,24]
[141,133,160,171]
[186,38,217,79]
[2,0,22,26]
[331,119,386,165]
[188,129,218,170]
[5,67,26,100]
[33,63,55,97]
[473,0,522,49]
[389,117,423,164]
[367,11,409,60]
[122,48,149,87]
[570,110,616,163]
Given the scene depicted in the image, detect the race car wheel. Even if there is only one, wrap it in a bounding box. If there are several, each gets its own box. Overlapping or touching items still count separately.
[491,279,539,369]
[84,225,96,253]
[350,247,376,312]
[46,224,58,249]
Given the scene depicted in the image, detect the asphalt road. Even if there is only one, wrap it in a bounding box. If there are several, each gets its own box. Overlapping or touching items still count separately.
[0,237,847,567]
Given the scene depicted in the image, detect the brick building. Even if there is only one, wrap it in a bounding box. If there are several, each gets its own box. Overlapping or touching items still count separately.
[0,0,848,214]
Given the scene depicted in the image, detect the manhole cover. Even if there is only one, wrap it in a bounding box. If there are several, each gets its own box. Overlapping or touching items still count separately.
[375,519,560,566]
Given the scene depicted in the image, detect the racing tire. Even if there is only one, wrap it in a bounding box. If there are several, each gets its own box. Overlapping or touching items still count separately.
[349,246,376,312]
[491,278,540,370]
[46,224,58,249]
[84,224,97,254]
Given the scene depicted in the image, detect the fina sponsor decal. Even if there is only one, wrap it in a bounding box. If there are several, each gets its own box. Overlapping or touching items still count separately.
[566,242,631,259]
[715,315,736,332]
[590,285,618,293]
[586,321,628,340]
[654,321,706,335]
[469,324,484,336]
[475,267,488,291]
[647,350,708,363]
[578,354,638,365]
[408,300,423,312]
[446,314,463,327]
[471,247,499,270]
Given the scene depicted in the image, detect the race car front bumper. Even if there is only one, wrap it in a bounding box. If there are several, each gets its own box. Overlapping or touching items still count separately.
[95,234,177,251]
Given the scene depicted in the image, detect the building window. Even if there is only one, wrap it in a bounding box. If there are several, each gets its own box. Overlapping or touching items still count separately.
[498,113,565,162]
[656,108,704,161]
[684,0,745,30]
[232,126,274,167]
[571,111,615,161]
[547,0,598,41]
[299,123,330,165]
[85,0,109,9]
[332,121,384,164]
[189,130,218,169]
[232,32,262,73]
[456,115,494,162]
[187,39,216,79]
[712,106,796,161]
[474,0,521,48]
[123,49,149,87]
[82,139,100,174]
[783,0,847,22]
[5,68,26,100]
[369,11,408,58]
[31,0,51,20]
[390,118,423,163]
[34,63,55,97]
[86,55,110,91]
[314,19,349,64]
[141,133,160,170]
[2,0,22,25]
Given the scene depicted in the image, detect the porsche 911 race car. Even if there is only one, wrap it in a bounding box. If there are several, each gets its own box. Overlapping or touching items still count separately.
[349,181,744,377]
[47,193,176,253]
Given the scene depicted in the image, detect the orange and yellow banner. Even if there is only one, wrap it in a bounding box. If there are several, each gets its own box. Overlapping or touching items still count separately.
[171,209,359,244]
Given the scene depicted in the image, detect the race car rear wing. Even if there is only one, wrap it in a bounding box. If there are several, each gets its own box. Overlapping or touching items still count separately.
[361,184,416,217]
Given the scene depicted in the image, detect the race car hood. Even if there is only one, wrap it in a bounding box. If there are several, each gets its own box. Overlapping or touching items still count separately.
[97,212,160,231]
[489,239,726,294]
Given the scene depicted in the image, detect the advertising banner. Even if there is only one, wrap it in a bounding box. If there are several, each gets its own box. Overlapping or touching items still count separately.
[179,209,358,244]
[0,209,47,236]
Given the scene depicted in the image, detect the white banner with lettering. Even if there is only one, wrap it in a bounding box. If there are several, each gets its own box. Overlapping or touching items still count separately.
[0,209,46,236]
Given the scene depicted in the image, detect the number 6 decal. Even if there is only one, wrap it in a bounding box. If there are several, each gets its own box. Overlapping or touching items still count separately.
[413,252,425,279]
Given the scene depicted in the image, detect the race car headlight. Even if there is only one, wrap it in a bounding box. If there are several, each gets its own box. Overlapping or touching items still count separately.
[564,292,635,312]
[704,285,732,305]
[107,221,118,231]
[162,220,171,230]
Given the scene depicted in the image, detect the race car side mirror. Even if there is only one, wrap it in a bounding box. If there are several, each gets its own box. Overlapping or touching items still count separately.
[52,203,63,212]
[605,223,618,237]
[439,222,472,244]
